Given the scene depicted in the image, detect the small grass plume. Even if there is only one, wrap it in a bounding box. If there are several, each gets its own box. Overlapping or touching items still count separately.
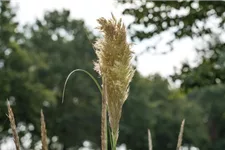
[7,101,20,150]
[41,110,48,150]
[176,119,185,150]
[94,14,135,149]
[148,129,152,150]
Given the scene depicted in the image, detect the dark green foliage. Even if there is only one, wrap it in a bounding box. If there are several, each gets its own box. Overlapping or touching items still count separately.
[118,1,225,150]
[120,73,208,150]
[0,1,56,144]
[188,85,225,149]
[119,1,225,38]
[172,43,225,149]
[22,10,102,148]
[118,0,225,53]
[172,40,225,92]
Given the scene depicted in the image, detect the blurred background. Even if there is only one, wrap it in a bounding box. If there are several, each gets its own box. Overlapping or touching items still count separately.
[0,0,225,150]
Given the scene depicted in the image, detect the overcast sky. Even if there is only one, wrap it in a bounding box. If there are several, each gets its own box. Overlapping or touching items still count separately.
[12,0,197,78]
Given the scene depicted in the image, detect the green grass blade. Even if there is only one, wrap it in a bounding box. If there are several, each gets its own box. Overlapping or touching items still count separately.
[62,69,102,103]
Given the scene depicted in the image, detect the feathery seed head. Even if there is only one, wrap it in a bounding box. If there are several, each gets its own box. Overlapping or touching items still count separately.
[94,15,135,143]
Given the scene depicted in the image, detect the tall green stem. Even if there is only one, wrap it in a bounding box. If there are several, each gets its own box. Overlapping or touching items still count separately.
[112,133,117,150]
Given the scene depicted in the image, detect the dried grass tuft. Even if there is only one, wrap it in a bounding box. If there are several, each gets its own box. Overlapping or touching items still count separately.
[176,119,185,150]
[7,102,20,150]
[41,110,48,150]
[148,129,152,150]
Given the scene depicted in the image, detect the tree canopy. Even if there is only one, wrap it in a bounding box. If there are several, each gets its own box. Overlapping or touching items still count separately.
[118,1,225,53]
[0,2,56,146]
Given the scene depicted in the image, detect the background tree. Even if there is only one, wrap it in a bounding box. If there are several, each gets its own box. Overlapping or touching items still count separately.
[172,39,225,91]
[188,84,225,150]
[0,1,56,148]
[118,1,225,149]
[22,10,102,149]
[118,1,224,53]
[120,73,208,150]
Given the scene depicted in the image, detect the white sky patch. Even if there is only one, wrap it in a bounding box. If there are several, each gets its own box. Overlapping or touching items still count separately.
[12,0,197,78]
[136,37,196,77]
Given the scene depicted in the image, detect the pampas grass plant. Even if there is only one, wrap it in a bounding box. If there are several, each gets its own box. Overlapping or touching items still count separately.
[5,15,186,150]
[94,14,135,150]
